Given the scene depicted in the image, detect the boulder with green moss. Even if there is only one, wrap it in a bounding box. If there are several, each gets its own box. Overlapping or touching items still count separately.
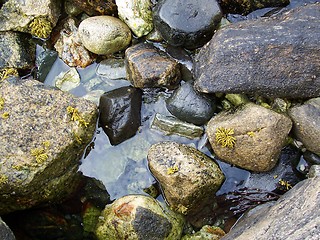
[0,0,61,38]
[0,77,98,214]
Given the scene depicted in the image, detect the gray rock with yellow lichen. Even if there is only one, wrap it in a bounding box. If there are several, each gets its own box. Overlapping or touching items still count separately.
[95,194,184,240]
[206,103,292,172]
[147,141,225,215]
[0,77,98,215]
[0,0,61,38]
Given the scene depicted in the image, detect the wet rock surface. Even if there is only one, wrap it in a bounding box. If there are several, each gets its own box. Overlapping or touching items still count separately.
[147,142,225,215]
[222,177,320,240]
[288,98,320,155]
[166,81,216,125]
[194,3,320,98]
[95,194,184,240]
[99,86,142,145]
[0,31,35,70]
[153,0,222,49]
[71,0,117,16]
[0,217,15,240]
[78,16,132,55]
[125,43,181,88]
[207,103,292,172]
[0,77,98,214]
[36,49,58,82]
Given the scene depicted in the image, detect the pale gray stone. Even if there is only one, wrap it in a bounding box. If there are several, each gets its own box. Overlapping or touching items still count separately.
[0,217,15,240]
[55,67,80,92]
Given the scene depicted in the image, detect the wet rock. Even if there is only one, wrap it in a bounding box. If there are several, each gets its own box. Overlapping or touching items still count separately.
[36,49,58,82]
[222,177,320,240]
[125,43,181,88]
[64,0,83,17]
[288,98,320,155]
[206,103,292,172]
[308,165,320,178]
[0,217,15,240]
[151,113,204,139]
[95,194,184,240]
[166,81,216,125]
[99,86,142,145]
[78,16,132,55]
[71,0,117,16]
[153,0,222,49]
[182,225,225,240]
[0,0,60,38]
[0,77,98,214]
[219,0,289,15]
[96,59,127,80]
[194,3,320,98]
[116,0,153,37]
[54,67,81,92]
[54,18,94,68]
[147,142,225,215]
[0,31,35,70]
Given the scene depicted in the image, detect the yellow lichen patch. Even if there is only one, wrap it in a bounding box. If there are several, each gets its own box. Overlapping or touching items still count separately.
[0,175,8,185]
[278,179,292,191]
[29,17,52,39]
[30,141,51,164]
[0,68,18,82]
[215,127,236,148]
[73,132,83,144]
[175,204,188,215]
[67,106,89,127]
[247,131,255,137]
[1,112,10,119]
[167,166,179,175]
[0,97,4,110]
[42,141,51,148]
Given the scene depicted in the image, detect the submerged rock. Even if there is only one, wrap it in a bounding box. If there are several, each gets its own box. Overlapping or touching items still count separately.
[153,0,222,49]
[147,142,225,215]
[0,77,98,214]
[206,103,292,172]
[222,177,320,239]
[0,31,35,70]
[288,98,320,155]
[78,16,132,55]
[99,86,142,145]
[95,194,184,240]
[194,3,320,98]
[0,217,15,240]
[0,0,60,38]
[166,81,216,125]
[36,49,58,82]
[54,67,81,92]
[54,18,94,68]
[125,43,181,88]
[116,0,153,37]
[96,59,127,80]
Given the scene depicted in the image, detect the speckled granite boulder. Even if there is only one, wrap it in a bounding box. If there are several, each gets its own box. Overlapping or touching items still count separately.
[206,103,292,172]
[0,0,60,38]
[288,98,320,155]
[147,142,224,215]
[0,77,98,214]
[95,194,184,240]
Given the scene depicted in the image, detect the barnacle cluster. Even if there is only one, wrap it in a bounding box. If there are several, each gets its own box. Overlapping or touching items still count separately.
[215,127,236,148]
[30,141,51,164]
[67,106,89,127]
[167,165,179,175]
[0,68,18,82]
[29,17,52,39]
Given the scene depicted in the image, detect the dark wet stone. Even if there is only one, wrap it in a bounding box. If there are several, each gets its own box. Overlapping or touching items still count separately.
[0,218,15,240]
[153,0,222,49]
[0,31,35,69]
[133,207,172,240]
[219,0,289,15]
[36,49,58,82]
[194,3,320,98]
[125,43,181,88]
[99,86,142,145]
[303,151,320,166]
[166,81,216,125]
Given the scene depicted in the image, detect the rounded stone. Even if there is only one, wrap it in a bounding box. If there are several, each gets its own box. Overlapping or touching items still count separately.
[78,16,132,55]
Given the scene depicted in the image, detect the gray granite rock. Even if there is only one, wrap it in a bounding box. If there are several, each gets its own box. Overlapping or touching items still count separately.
[0,31,35,70]
[194,3,320,98]
[125,43,181,88]
[206,103,292,172]
[222,177,320,240]
[0,217,15,240]
[288,98,320,155]
[0,77,98,214]
[95,194,184,240]
[0,0,60,38]
[78,16,132,55]
[147,141,225,215]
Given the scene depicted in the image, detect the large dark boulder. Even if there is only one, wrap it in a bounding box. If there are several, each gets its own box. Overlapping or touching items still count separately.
[194,3,320,98]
